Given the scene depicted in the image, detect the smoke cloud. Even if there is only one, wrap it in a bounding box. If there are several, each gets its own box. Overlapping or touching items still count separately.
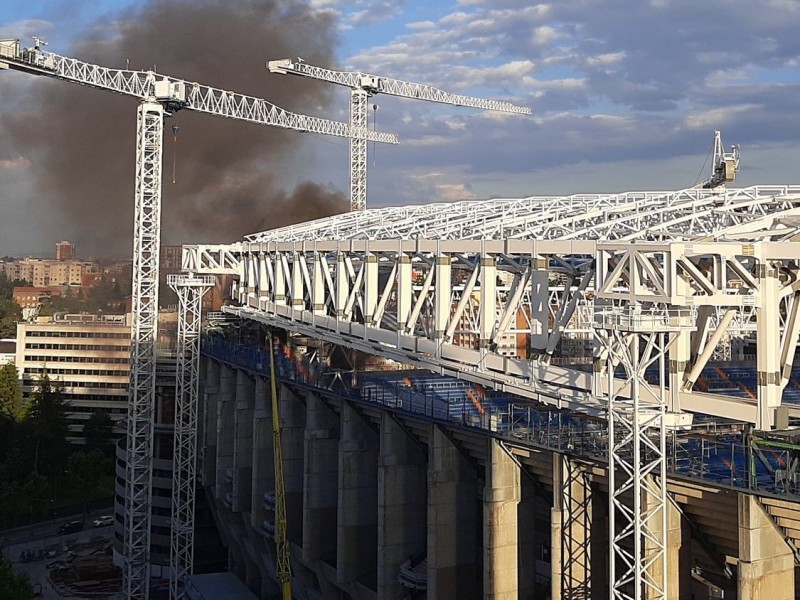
[2,0,347,258]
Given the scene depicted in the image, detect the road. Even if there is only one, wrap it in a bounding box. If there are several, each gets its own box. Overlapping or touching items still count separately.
[1,510,118,599]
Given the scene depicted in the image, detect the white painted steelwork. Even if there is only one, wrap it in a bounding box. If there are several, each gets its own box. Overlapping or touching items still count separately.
[168,274,214,600]
[185,186,800,430]
[0,35,397,600]
[181,182,800,599]
[244,186,800,243]
[268,57,531,211]
[594,307,692,600]
[126,99,164,600]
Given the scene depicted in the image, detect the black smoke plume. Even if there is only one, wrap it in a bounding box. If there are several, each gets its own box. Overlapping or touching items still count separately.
[3,0,347,258]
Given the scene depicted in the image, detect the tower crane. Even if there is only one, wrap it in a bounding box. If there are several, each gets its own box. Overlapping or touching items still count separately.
[699,130,740,189]
[0,36,397,600]
[268,58,532,211]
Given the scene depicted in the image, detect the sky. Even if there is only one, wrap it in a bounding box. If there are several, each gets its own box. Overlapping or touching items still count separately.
[1,0,800,257]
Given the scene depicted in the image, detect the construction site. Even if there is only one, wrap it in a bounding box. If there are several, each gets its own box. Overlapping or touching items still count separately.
[3,32,800,600]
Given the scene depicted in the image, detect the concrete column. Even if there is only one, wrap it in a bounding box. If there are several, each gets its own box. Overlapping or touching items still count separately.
[337,401,379,583]
[738,494,794,600]
[517,473,539,599]
[484,439,521,600]
[427,426,479,600]
[666,501,691,600]
[303,392,340,562]
[642,493,692,600]
[279,382,306,543]
[551,453,591,600]
[377,412,427,599]
[250,376,275,531]
[233,370,254,513]
[201,358,220,486]
[215,364,236,502]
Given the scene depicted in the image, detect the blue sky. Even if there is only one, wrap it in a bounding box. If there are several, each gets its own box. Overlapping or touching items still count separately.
[2,0,800,255]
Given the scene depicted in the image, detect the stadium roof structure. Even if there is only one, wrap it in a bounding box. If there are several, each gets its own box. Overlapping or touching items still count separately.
[245,185,800,244]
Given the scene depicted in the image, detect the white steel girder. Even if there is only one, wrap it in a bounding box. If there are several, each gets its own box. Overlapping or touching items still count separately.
[593,309,688,600]
[186,236,800,427]
[125,99,164,600]
[350,89,369,212]
[168,274,214,600]
[244,186,800,244]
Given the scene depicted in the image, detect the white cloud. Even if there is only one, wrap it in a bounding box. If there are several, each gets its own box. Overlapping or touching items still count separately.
[684,105,761,130]
[0,156,31,171]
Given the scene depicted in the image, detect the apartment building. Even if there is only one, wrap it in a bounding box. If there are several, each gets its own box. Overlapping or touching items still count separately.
[15,314,131,443]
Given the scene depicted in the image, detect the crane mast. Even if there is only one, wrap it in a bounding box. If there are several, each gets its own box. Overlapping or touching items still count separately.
[0,37,397,600]
[701,130,740,189]
[269,57,532,211]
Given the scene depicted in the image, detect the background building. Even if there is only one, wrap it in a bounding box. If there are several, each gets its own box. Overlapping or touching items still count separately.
[56,240,76,261]
[15,313,131,443]
[0,338,15,365]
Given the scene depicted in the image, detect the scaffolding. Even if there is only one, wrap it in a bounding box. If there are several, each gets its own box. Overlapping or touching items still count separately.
[168,274,214,600]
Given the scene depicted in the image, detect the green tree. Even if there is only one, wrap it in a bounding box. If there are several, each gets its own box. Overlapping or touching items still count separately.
[0,363,26,421]
[83,409,115,453]
[67,449,112,517]
[27,373,69,477]
[21,473,49,522]
[0,297,20,338]
[0,555,33,600]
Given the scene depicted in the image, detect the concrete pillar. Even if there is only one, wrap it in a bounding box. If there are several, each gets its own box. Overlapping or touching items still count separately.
[666,501,691,600]
[337,401,379,584]
[303,392,340,562]
[215,364,236,502]
[377,412,427,599]
[201,358,220,486]
[250,376,275,531]
[484,439,521,600]
[551,453,591,600]
[233,370,254,513]
[642,493,692,600]
[279,382,306,543]
[517,473,539,599]
[738,494,794,600]
[427,426,479,600]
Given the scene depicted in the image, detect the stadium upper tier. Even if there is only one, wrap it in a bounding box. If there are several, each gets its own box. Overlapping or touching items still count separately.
[245,185,800,244]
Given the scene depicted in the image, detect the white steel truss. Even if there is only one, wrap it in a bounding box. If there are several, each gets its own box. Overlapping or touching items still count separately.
[178,186,800,595]
[593,307,691,599]
[268,59,532,114]
[0,39,398,144]
[350,89,369,212]
[0,36,398,599]
[244,185,800,243]
[268,57,530,211]
[185,234,800,427]
[125,99,164,600]
[168,274,214,600]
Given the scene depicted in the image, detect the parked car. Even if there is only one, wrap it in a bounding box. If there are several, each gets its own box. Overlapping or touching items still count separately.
[92,515,114,528]
[57,520,83,535]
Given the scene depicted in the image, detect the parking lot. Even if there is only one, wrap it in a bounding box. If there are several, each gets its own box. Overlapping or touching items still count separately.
[1,511,119,599]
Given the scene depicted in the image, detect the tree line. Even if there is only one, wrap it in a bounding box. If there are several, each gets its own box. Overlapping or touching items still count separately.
[0,365,115,528]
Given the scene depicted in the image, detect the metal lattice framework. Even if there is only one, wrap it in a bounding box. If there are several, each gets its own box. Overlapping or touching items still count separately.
[243,185,800,243]
[0,40,398,144]
[350,90,369,211]
[268,59,533,114]
[594,308,692,599]
[183,185,800,597]
[0,36,398,600]
[268,57,531,211]
[125,100,164,599]
[168,274,214,600]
